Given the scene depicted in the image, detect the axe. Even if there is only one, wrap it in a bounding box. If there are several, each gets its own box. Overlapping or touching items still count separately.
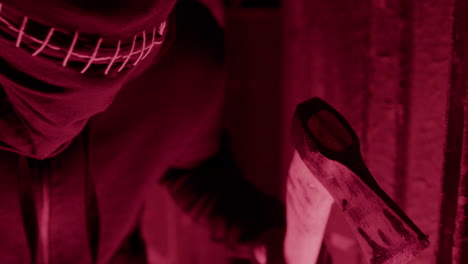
[288,97,430,264]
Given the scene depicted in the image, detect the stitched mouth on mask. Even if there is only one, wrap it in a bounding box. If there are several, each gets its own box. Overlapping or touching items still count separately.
[0,7,166,76]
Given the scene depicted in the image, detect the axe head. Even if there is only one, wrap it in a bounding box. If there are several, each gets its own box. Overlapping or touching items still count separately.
[291,97,430,264]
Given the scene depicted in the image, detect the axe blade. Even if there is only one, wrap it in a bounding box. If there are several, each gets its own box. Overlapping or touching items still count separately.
[291,97,429,264]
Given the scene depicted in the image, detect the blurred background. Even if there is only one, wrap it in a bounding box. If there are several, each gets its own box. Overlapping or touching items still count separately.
[149,0,468,263]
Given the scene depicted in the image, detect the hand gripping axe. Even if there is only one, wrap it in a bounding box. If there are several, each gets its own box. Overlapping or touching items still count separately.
[290,97,430,264]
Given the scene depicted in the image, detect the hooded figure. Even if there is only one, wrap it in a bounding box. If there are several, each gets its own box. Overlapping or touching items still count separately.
[0,0,286,263]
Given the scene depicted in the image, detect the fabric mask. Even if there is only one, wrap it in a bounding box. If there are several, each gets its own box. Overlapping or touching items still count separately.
[0,0,176,159]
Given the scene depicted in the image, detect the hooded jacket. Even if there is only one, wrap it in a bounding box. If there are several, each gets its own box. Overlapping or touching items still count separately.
[0,0,286,263]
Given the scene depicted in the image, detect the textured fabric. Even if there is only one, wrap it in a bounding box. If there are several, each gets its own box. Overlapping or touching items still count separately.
[160,137,286,247]
[2,0,176,40]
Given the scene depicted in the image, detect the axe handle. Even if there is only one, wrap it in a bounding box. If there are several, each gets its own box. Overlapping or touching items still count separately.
[284,152,334,264]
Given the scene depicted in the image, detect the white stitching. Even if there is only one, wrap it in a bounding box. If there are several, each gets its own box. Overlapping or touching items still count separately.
[141,27,156,60]
[81,37,102,74]
[62,31,79,67]
[158,21,167,36]
[104,39,121,75]
[117,34,137,72]
[155,21,166,44]
[133,31,146,66]
[0,15,165,62]
[0,3,167,73]
[15,16,27,47]
[32,28,55,56]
